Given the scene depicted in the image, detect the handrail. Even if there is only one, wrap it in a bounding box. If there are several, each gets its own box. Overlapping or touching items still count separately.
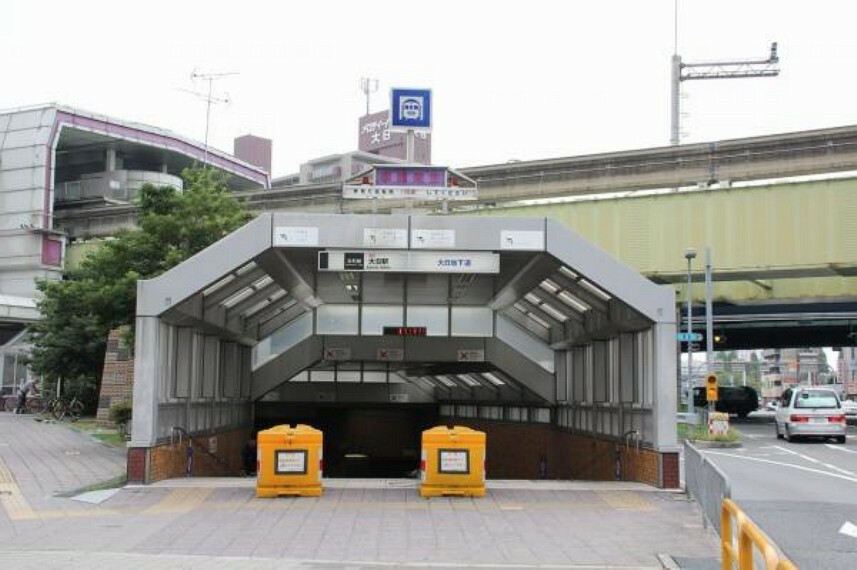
[721,499,798,570]
[170,426,237,476]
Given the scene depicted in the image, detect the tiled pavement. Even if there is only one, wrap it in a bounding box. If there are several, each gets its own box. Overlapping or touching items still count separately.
[0,412,720,569]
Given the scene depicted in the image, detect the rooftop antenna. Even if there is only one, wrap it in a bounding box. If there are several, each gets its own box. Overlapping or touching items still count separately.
[185,69,239,166]
[359,77,379,116]
[671,4,780,145]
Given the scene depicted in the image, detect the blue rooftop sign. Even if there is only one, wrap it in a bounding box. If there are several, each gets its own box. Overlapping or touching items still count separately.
[390,88,432,130]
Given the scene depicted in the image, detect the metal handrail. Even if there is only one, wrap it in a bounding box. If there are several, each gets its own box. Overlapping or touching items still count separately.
[722,499,797,570]
[170,426,237,476]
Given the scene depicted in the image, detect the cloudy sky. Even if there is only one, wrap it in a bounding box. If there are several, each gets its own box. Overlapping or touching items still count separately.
[4,1,857,176]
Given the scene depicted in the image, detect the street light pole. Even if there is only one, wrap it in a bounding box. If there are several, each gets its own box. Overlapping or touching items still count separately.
[685,248,697,415]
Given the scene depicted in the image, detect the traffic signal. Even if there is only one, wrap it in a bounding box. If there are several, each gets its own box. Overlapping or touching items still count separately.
[706,374,719,402]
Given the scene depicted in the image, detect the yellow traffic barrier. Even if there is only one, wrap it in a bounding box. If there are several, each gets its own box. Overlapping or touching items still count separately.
[721,499,798,570]
[256,424,323,498]
[420,425,486,498]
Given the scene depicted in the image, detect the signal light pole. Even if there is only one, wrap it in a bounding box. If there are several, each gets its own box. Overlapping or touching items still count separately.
[685,248,697,415]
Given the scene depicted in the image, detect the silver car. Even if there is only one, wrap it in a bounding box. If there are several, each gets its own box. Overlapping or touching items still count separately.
[774,387,847,443]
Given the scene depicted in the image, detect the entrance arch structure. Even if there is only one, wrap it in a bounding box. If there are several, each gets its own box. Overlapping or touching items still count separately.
[129,213,678,485]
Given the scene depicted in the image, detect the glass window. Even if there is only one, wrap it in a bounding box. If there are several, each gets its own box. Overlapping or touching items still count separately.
[361,305,403,336]
[451,307,493,336]
[794,390,839,409]
[317,304,359,335]
[407,305,448,336]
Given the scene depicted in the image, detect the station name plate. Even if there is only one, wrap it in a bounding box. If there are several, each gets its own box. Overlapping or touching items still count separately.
[318,250,499,274]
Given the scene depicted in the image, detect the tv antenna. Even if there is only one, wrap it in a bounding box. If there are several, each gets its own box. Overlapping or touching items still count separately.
[670,3,780,145]
[184,69,239,165]
[359,77,379,116]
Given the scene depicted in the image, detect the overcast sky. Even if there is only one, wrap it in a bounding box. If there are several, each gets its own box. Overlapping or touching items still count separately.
[4,1,857,177]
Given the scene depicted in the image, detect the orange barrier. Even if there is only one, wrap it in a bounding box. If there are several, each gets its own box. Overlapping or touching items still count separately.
[721,499,798,570]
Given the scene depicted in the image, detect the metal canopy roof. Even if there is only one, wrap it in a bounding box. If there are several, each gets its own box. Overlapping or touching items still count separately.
[137,213,674,402]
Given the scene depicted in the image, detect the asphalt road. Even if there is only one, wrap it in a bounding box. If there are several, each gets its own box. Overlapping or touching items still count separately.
[700,412,857,569]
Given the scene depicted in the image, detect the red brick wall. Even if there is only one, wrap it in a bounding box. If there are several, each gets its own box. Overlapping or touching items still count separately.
[127,427,252,484]
[96,328,134,426]
[441,418,675,487]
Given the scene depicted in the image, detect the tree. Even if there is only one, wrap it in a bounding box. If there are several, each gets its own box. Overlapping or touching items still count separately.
[28,167,251,408]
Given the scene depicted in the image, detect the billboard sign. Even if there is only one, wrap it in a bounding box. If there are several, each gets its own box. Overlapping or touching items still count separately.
[390,88,432,130]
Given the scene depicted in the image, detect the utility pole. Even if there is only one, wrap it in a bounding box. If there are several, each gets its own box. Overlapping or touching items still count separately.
[670,42,780,145]
[359,77,379,117]
[187,70,238,166]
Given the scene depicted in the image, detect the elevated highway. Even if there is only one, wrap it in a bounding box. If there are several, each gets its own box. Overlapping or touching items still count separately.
[59,125,857,348]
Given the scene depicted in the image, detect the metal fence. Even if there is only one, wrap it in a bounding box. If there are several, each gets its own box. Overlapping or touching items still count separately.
[684,441,731,535]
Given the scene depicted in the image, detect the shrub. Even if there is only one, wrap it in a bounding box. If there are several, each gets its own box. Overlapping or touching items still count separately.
[108,400,133,434]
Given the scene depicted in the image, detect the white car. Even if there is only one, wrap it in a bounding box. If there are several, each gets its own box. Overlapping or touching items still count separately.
[841,399,857,421]
[774,387,847,443]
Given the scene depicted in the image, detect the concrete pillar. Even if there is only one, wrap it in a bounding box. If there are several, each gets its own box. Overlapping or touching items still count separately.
[106,145,117,172]
[653,321,679,451]
[161,162,169,174]
[130,316,164,448]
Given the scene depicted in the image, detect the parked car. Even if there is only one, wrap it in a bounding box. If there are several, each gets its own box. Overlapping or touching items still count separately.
[693,386,759,418]
[841,399,857,422]
[774,387,846,443]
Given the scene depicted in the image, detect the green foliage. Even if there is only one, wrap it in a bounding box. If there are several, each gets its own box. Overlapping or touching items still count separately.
[28,167,251,400]
[108,400,133,432]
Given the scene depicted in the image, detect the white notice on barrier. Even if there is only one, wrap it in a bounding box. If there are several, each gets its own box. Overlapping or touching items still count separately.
[276,450,307,474]
[274,227,319,247]
[708,412,730,436]
[439,449,469,474]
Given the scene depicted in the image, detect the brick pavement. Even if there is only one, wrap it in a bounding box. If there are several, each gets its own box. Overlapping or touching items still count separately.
[0,411,720,569]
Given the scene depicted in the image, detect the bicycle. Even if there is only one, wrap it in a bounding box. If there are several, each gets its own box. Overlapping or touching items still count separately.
[4,394,43,414]
[51,396,84,422]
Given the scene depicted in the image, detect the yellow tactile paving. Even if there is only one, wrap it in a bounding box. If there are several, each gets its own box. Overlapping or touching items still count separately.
[0,456,38,521]
[142,487,214,515]
[596,490,655,511]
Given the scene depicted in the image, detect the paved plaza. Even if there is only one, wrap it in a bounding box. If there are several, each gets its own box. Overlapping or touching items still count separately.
[0,413,719,569]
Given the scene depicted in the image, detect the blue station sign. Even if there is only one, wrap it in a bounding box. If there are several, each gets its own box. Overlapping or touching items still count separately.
[390,88,432,130]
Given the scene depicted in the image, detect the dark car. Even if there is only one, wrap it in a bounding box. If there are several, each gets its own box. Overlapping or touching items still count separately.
[693,385,759,418]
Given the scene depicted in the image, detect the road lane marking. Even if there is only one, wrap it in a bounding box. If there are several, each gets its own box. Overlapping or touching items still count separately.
[839,521,857,538]
[772,445,857,478]
[825,444,857,455]
[703,450,857,484]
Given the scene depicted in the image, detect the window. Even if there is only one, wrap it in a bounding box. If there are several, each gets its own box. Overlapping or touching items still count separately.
[794,390,839,409]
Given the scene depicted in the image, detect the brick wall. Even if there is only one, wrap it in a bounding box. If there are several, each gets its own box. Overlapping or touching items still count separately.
[441,418,677,488]
[96,328,134,426]
[127,426,252,484]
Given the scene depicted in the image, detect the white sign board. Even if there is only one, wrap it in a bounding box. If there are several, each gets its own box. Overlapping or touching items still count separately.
[324,347,351,361]
[319,250,500,274]
[343,185,477,201]
[364,228,408,248]
[708,412,730,436]
[275,450,307,474]
[411,229,455,248]
[438,449,469,474]
[274,227,319,247]
[500,230,544,251]
[457,349,485,362]
[377,347,405,362]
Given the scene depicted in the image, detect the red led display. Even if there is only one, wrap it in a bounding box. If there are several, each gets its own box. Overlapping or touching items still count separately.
[383,326,428,336]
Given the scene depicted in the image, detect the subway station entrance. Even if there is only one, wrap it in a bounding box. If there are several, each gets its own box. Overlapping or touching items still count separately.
[128,213,679,486]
